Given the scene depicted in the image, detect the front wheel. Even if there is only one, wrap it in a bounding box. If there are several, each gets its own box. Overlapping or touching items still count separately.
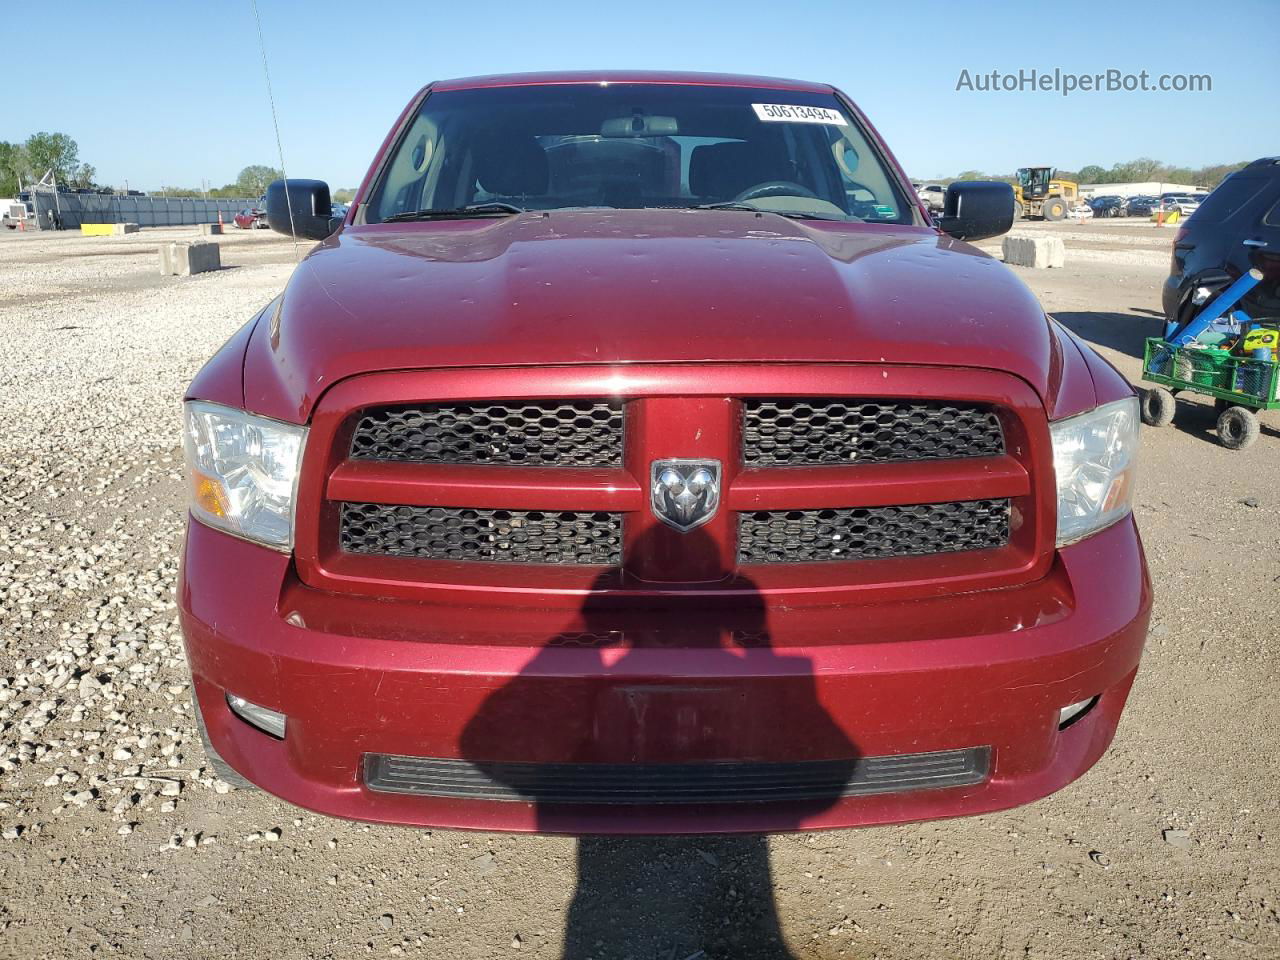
[1140,387,1176,427]
[1217,406,1260,450]
[1042,198,1067,221]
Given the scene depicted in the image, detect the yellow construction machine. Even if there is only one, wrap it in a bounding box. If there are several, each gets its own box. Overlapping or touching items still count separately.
[1013,166,1079,221]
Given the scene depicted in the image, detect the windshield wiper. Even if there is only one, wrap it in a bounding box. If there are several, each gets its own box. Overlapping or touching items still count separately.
[691,201,762,213]
[690,202,847,222]
[382,202,526,222]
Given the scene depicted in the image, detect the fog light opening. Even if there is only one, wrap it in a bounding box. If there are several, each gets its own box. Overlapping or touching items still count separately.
[226,693,287,740]
[1058,695,1100,731]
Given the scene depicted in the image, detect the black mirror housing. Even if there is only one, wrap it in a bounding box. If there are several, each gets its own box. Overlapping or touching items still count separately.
[937,181,1015,242]
[266,179,341,240]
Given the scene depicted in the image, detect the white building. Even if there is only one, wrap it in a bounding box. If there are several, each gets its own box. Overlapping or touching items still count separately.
[1079,181,1208,199]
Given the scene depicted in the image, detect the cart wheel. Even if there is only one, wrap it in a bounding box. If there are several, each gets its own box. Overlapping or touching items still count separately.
[1140,387,1176,427]
[1216,406,1260,450]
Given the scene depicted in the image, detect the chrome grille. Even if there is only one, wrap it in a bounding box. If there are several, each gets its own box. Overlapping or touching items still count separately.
[340,503,622,564]
[738,499,1010,564]
[350,401,623,466]
[743,399,1004,466]
[364,747,991,803]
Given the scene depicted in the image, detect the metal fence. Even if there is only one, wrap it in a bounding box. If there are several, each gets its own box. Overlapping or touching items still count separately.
[29,191,259,229]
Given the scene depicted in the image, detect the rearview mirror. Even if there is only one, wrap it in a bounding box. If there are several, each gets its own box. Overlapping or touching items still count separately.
[937,181,1015,242]
[600,114,679,137]
[266,179,342,240]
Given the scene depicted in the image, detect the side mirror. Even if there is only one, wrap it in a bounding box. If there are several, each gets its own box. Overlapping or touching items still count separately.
[937,181,1015,242]
[266,179,342,240]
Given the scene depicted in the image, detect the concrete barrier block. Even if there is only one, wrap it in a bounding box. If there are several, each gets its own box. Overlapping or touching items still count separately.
[199,223,224,235]
[160,241,221,276]
[112,223,139,235]
[80,223,114,237]
[1002,233,1065,269]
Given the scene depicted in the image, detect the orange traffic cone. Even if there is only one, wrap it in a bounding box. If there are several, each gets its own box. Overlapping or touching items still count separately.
[217,210,224,228]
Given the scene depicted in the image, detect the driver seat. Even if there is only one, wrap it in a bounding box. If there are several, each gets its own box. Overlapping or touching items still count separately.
[689,141,794,201]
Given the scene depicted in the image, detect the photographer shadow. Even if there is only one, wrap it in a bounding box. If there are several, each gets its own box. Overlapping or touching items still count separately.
[461,527,860,959]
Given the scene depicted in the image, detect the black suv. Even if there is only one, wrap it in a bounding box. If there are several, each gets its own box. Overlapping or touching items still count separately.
[1164,158,1280,325]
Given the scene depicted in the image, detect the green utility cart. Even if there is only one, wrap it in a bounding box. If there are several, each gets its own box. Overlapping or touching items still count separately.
[1140,338,1279,449]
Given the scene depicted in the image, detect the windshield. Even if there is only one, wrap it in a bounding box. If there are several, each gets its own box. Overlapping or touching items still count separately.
[366,84,912,224]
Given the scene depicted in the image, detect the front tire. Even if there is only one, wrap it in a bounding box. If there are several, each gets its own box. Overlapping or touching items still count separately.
[1140,387,1176,427]
[1042,198,1067,221]
[1216,406,1260,450]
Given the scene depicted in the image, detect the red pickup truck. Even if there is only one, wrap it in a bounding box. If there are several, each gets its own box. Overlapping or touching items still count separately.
[180,72,1150,834]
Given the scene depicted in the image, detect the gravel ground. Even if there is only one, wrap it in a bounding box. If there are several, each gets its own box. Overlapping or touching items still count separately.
[0,222,1276,960]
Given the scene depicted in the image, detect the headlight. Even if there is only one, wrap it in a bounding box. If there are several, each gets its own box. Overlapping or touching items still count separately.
[1051,396,1139,547]
[183,401,307,550]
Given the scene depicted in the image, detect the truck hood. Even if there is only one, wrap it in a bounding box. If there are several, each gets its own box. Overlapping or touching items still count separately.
[245,210,1062,422]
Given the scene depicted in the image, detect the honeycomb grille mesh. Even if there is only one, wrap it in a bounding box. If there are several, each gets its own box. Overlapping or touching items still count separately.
[738,499,1010,564]
[350,402,623,466]
[340,503,622,564]
[743,399,1004,466]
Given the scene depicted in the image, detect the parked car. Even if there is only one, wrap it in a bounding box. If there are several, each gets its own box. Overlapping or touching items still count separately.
[1067,202,1094,220]
[1151,196,1201,222]
[1088,195,1128,218]
[916,183,946,211]
[181,71,1149,834]
[233,207,269,229]
[1126,195,1157,217]
[1163,157,1280,326]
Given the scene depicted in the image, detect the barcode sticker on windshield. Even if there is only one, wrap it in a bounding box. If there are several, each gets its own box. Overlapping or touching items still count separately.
[752,103,848,125]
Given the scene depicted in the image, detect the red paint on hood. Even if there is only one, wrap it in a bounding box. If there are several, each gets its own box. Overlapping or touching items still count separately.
[242,210,1058,423]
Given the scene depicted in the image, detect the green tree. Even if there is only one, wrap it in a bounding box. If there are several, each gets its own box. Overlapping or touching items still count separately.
[0,141,26,196]
[235,165,283,197]
[1195,161,1248,188]
[69,162,97,190]
[24,131,80,183]
[954,170,986,182]
[1075,165,1107,185]
[332,187,357,203]
[1111,157,1164,182]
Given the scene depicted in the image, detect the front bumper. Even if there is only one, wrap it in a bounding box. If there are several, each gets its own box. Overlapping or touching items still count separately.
[180,516,1151,834]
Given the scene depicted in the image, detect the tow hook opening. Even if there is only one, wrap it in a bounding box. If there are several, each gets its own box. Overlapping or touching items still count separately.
[1057,695,1100,731]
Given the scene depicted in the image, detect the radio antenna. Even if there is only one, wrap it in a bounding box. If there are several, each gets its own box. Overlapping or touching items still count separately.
[249,0,300,259]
